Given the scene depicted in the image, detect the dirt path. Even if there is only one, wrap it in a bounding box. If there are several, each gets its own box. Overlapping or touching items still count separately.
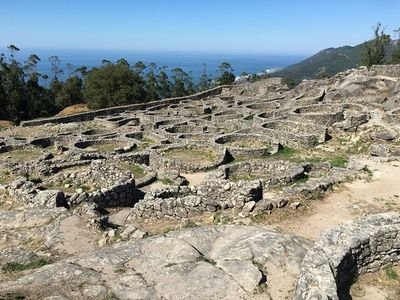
[275,159,400,240]
[54,215,98,255]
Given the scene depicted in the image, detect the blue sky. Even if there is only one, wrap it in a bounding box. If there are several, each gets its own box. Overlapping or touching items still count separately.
[2,0,400,55]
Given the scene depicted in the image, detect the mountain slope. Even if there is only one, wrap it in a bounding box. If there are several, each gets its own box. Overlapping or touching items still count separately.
[274,41,397,82]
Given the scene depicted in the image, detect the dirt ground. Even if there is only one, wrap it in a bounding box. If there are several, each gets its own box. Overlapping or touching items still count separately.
[272,159,400,240]
[351,265,400,300]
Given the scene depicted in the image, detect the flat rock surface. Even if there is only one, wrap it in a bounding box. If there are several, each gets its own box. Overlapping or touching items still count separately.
[0,225,312,300]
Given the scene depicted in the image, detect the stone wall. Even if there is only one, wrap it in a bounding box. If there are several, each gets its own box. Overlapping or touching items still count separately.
[295,213,400,300]
[20,86,229,127]
[218,160,307,187]
[371,64,400,78]
[149,145,229,173]
[132,179,262,219]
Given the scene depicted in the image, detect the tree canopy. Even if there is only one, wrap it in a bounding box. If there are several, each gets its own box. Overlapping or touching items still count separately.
[0,45,239,122]
[361,23,391,68]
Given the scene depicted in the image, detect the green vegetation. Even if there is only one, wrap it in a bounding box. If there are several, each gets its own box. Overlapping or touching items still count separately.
[274,23,397,83]
[164,146,217,163]
[329,156,348,168]
[274,44,365,82]
[0,45,239,122]
[392,40,400,63]
[271,146,297,160]
[291,175,309,185]
[90,142,125,153]
[385,265,399,280]
[230,173,260,182]
[0,170,14,185]
[0,149,43,162]
[361,23,391,68]
[84,61,146,109]
[160,178,175,185]
[119,163,146,178]
[1,258,51,273]
[217,62,235,85]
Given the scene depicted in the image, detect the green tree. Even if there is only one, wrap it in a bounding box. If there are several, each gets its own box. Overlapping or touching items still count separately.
[198,63,212,91]
[83,62,146,109]
[157,66,171,99]
[48,56,63,79]
[361,23,391,68]
[392,40,400,64]
[171,67,188,97]
[133,61,146,75]
[145,62,160,101]
[55,76,83,109]
[24,54,41,80]
[75,66,88,77]
[1,46,27,121]
[217,62,235,85]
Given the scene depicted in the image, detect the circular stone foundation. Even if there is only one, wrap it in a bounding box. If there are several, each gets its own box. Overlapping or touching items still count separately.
[215,133,278,158]
[0,145,45,162]
[291,104,344,126]
[152,144,228,173]
[221,160,306,186]
[74,140,135,154]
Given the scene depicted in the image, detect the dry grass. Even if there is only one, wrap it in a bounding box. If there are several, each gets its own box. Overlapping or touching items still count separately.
[0,120,14,130]
[55,103,90,117]
[164,147,217,163]
[351,265,400,299]
[225,139,271,149]
[0,148,44,162]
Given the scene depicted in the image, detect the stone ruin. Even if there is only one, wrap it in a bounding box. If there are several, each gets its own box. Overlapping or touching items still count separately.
[0,65,400,299]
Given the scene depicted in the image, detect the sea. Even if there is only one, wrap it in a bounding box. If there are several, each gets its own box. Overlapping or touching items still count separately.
[6,48,305,82]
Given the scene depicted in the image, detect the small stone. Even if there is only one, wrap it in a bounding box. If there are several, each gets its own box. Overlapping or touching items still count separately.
[278,198,288,208]
[121,225,137,239]
[290,202,301,210]
[108,229,116,238]
[98,238,108,247]
[206,205,217,212]
[224,182,231,191]
[242,201,256,213]
[131,229,147,239]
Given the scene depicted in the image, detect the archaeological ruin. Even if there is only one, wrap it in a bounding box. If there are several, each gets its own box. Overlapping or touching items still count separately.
[0,65,400,299]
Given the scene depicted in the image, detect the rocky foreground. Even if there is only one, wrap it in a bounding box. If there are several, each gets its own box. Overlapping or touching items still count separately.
[1,65,400,299]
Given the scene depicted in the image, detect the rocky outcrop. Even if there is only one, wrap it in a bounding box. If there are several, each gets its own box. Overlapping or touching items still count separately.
[0,225,312,300]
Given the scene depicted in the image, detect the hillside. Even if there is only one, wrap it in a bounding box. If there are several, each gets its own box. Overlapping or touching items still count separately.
[274,41,397,82]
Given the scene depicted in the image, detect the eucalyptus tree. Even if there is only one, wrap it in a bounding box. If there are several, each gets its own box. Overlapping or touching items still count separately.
[361,23,391,68]
[217,62,235,85]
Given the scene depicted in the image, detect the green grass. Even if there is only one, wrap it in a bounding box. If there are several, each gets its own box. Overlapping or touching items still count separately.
[137,136,156,150]
[1,258,51,273]
[118,163,146,178]
[91,142,125,153]
[126,165,146,178]
[0,170,14,185]
[329,156,348,168]
[79,185,91,192]
[160,178,175,185]
[230,173,261,182]
[385,266,399,280]
[291,175,309,185]
[164,147,217,163]
[0,149,43,162]
[271,146,297,159]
